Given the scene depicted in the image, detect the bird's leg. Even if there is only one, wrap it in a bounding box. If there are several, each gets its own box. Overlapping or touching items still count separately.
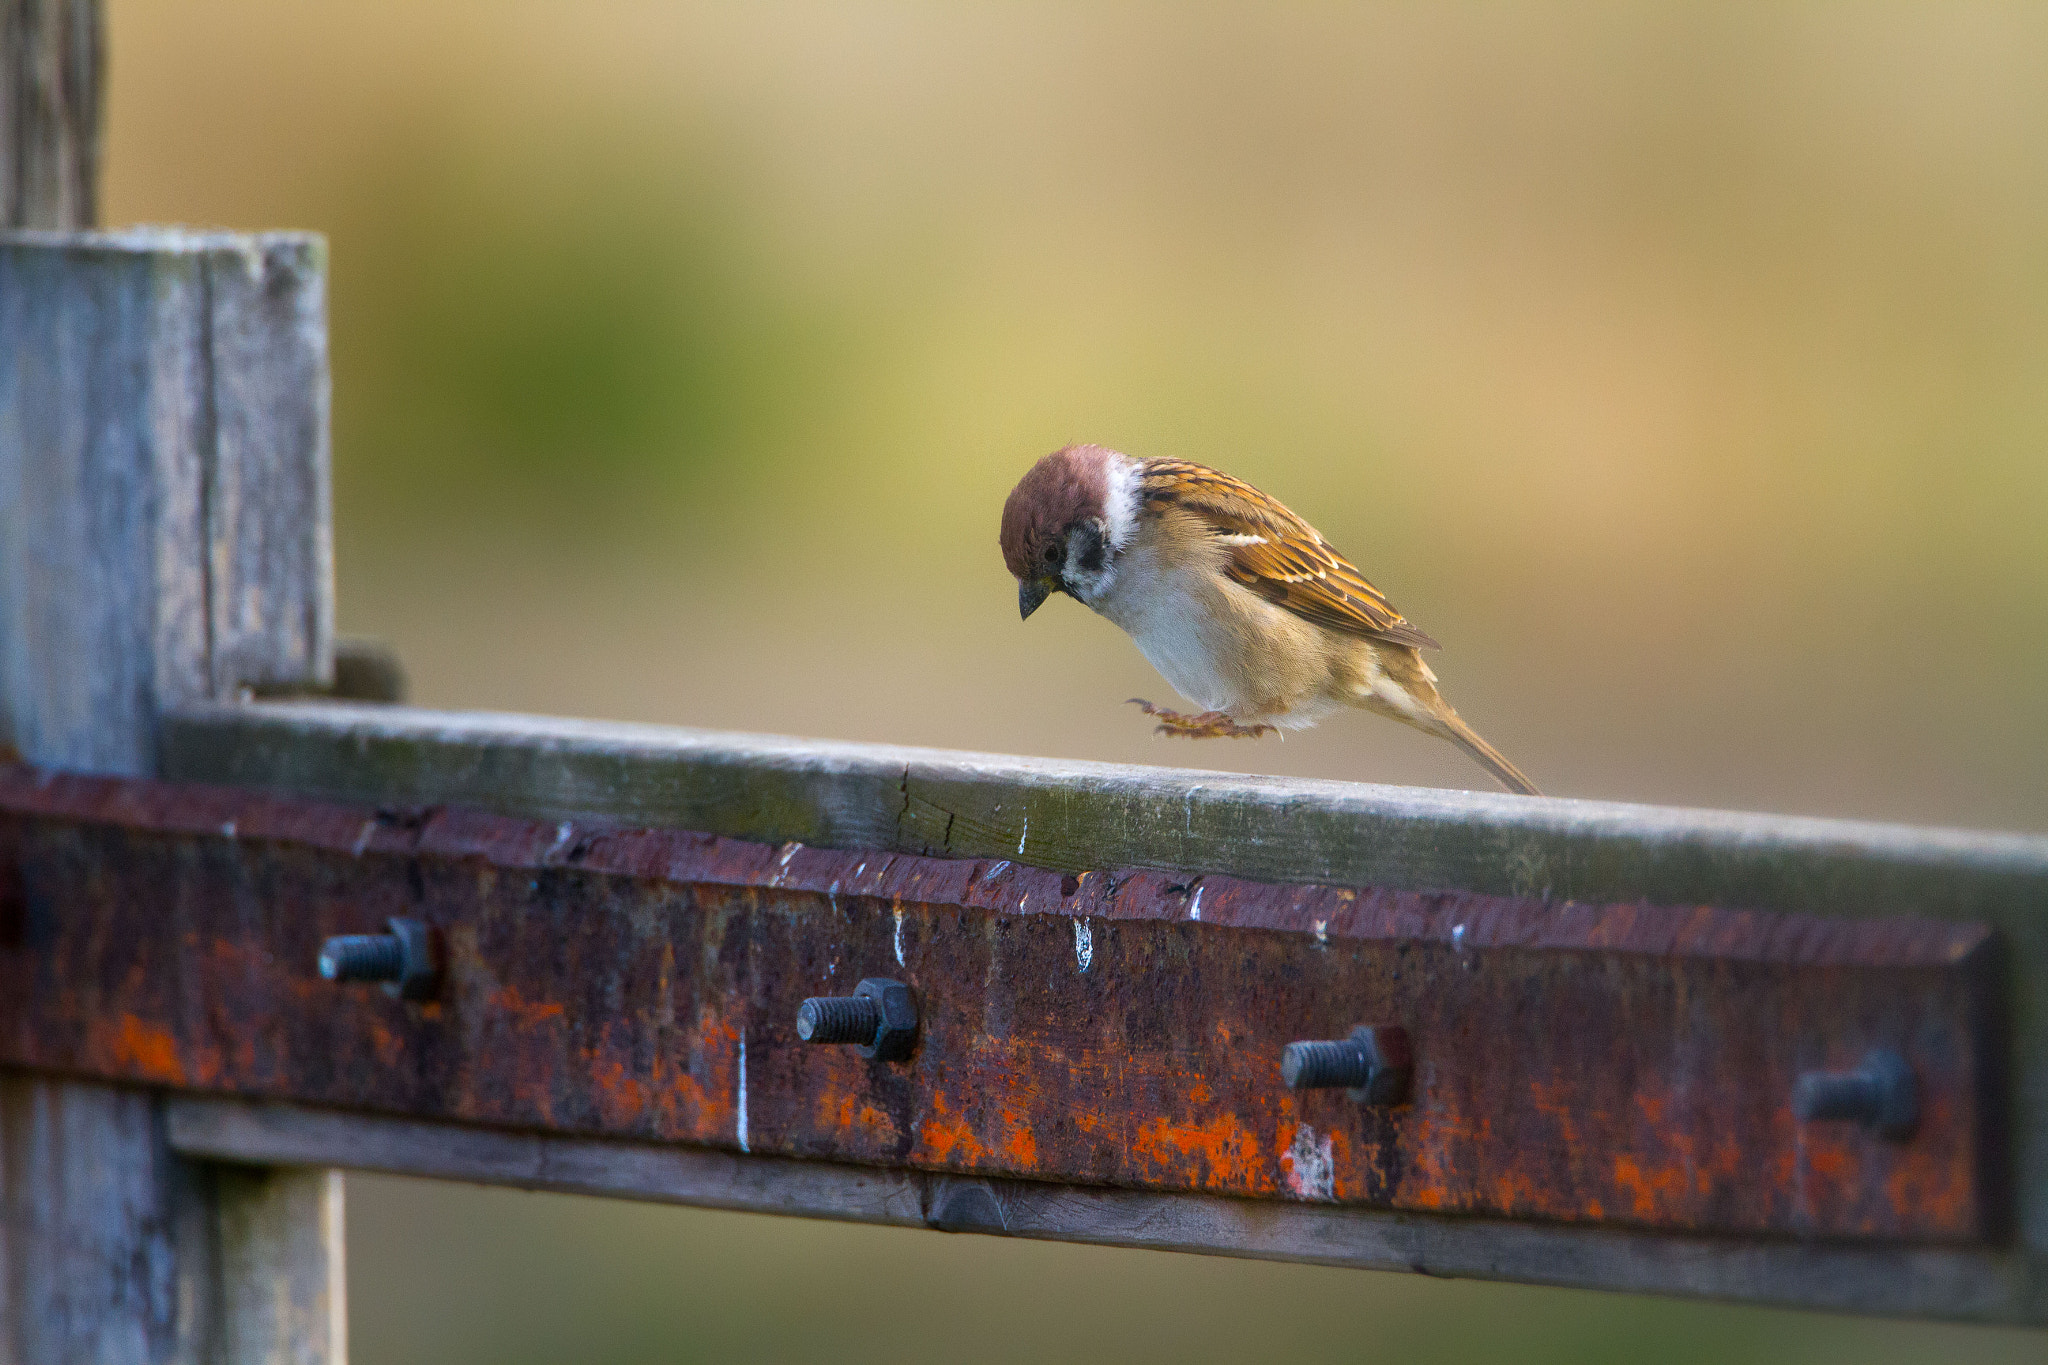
[1127,699,1275,740]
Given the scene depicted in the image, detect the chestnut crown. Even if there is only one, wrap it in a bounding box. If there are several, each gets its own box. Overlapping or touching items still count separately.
[999,443,1117,583]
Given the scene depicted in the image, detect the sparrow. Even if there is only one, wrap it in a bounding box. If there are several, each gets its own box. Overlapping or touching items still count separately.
[999,443,1540,795]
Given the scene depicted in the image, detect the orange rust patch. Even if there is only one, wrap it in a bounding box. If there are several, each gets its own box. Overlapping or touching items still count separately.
[1131,1111,1262,1189]
[1611,1154,1686,1219]
[999,1108,1040,1168]
[1406,1182,1447,1210]
[588,1053,648,1126]
[919,1091,988,1166]
[1805,1144,1853,1181]
[365,1017,407,1070]
[819,1090,860,1134]
[857,1103,900,1145]
[107,1014,184,1084]
[667,1071,727,1140]
[1882,1093,1969,1230]
[816,1089,901,1147]
[493,984,566,1029]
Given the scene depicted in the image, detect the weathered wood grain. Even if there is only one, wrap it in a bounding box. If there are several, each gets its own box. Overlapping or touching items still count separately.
[201,234,333,698]
[0,0,101,229]
[0,232,340,1361]
[164,1093,2037,1324]
[0,230,334,774]
[162,701,2048,919]
[0,1075,219,1363]
[213,1166,345,1365]
[158,700,2048,1321]
[167,1096,928,1231]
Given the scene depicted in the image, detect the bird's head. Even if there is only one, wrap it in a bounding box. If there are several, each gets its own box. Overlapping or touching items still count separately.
[1000,443,1136,618]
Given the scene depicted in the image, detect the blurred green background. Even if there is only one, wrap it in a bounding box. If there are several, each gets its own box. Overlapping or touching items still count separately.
[103,3,2048,1360]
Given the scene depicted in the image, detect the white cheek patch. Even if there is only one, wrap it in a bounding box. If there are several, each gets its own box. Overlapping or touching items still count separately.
[1101,454,1141,551]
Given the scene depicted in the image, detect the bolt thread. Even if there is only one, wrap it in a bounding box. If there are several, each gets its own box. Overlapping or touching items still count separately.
[1282,1039,1373,1090]
[1794,1071,1880,1123]
[798,995,881,1045]
[319,935,404,983]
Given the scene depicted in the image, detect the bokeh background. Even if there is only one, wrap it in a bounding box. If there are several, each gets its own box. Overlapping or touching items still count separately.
[104,3,2048,1361]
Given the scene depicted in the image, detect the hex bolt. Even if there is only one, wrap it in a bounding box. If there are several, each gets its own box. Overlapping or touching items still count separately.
[796,977,919,1061]
[319,934,404,982]
[317,917,440,1001]
[797,994,880,1044]
[1281,1024,1412,1106]
[1793,1048,1918,1140]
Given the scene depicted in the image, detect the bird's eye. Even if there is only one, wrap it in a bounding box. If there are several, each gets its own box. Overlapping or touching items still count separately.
[1044,545,1059,563]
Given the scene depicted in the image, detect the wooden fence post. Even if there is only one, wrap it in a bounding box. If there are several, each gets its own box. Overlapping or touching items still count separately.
[0,207,343,1365]
[5,13,342,1363]
[1,0,101,231]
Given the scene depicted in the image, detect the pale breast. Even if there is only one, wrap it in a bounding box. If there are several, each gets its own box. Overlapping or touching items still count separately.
[1087,537,1334,723]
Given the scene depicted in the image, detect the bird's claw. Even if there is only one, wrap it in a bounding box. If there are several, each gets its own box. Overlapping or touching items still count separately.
[1126,698,1275,740]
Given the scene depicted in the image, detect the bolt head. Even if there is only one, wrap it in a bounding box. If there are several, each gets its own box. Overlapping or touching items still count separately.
[1346,1024,1412,1106]
[385,917,441,1002]
[1862,1048,1919,1140]
[854,977,918,1061]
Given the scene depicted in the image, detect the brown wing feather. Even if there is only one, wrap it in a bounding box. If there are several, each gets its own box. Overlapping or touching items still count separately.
[1138,459,1440,650]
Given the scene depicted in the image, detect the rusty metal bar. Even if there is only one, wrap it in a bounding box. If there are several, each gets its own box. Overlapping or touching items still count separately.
[134,699,2048,1323]
[0,756,2010,1247]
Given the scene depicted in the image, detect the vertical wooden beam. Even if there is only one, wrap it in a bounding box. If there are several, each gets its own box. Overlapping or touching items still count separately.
[214,1167,346,1365]
[0,231,335,773]
[0,0,102,229]
[0,231,341,1362]
[0,1075,220,1362]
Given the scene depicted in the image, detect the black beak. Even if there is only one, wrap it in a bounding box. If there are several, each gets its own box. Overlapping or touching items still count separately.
[1019,576,1054,620]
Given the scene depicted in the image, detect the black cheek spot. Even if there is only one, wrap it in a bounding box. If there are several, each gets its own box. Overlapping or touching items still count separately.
[1070,520,1108,574]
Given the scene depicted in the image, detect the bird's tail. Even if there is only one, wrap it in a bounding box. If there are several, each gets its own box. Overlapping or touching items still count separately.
[1435,710,1542,797]
[1349,646,1542,795]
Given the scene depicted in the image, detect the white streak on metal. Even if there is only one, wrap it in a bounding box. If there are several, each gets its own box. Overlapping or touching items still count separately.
[1452,923,1467,951]
[351,820,376,858]
[773,841,802,886]
[983,860,1010,881]
[1313,919,1327,945]
[544,821,573,861]
[736,1029,749,1153]
[1282,1123,1336,1200]
[1189,886,1204,921]
[893,908,906,967]
[220,820,237,839]
[1074,919,1093,972]
[1018,812,1029,857]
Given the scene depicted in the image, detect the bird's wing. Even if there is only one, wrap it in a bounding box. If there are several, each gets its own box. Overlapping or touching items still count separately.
[1137,459,1440,650]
